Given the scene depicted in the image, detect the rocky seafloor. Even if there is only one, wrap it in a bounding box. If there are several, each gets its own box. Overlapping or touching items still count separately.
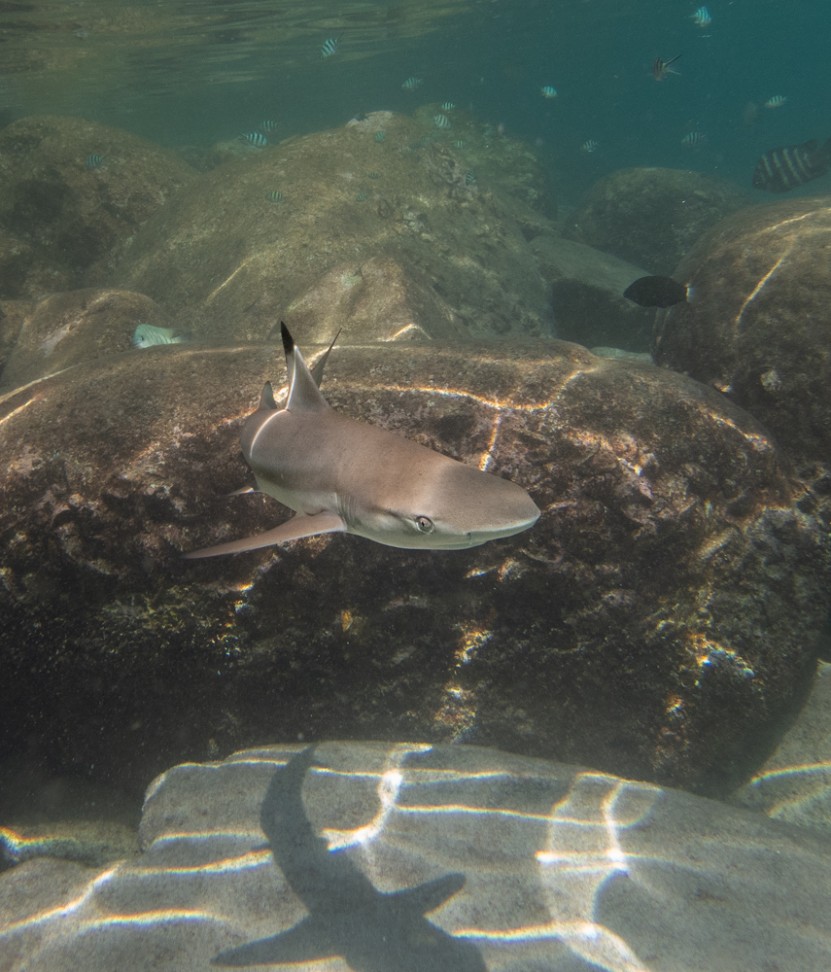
[1,108,830,862]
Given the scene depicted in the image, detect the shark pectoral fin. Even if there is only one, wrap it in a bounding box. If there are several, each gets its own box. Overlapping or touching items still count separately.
[212,917,336,966]
[183,512,346,559]
[390,872,466,914]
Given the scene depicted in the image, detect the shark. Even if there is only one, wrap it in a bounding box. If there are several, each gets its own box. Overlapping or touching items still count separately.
[212,746,485,971]
[185,323,539,558]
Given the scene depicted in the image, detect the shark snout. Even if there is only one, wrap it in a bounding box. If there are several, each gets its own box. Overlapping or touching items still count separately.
[428,462,540,548]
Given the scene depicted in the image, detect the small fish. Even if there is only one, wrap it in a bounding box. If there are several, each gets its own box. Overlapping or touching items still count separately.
[402,76,423,91]
[266,190,283,203]
[540,85,558,99]
[84,153,104,170]
[440,101,456,111]
[132,323,185,349]
[451,139,466,149]
[624,276,688,308]
[259,119,279,132]
[464,170,477,186]
[581,139,600,154]
[239,131,268,147]
[690,6,712,28]
[763,95,787,110]
[374,130,386,143]
[433,113,451,130]
[752,139,831,193]
[681,131,707,148]
[653,54,681,81]
[320,37,339,58]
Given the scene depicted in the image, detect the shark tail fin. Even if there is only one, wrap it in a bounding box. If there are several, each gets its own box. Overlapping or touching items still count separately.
[389,872,466,914]
[309,329,341,388]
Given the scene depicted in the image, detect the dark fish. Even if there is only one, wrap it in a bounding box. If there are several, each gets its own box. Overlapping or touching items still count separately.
[653,54,681,81]
[624,276,688,308]
[752,139,831,193]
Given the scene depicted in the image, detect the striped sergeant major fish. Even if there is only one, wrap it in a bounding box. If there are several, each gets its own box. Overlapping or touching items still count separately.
[752,138,831,193]
[652,54,681,81]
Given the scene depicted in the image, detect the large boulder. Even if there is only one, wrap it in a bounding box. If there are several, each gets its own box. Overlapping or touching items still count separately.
[564,167,749,275]
[530,234,655,351]
[0,116,196,298]
[93,112,555,343]
[0,288,172,390]
[1,742,830,972]
[653,197,831,473]
[730,660,831,835]
[0,340,826,797]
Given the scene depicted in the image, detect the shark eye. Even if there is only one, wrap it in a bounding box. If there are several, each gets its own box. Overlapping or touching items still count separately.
[414,515,434,534]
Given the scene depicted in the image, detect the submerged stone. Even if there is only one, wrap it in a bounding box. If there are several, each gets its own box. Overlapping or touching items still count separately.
[1,741,829,971]
[0,340,825,796]
[653,197,831,474]
[0,115,196,299]
[93,113,555,343]
[564,167,749,276]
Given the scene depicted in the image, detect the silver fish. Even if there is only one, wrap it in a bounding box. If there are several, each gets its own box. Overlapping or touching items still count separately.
[132,323,185,349]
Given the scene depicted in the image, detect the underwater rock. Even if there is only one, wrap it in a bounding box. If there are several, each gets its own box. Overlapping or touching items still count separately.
[0,227,35,299]
[0,115,196,299]
[0,299,29,379]
[283,254,467,344]
[530,235,655,351]
[1,741,830,971]
[0,288,172,390]
[730,660,831,836]
[653,198,831,475]
[94,112,555,342]
[564,167,749,276]
[409,103,558,220]
[0,340,826,796]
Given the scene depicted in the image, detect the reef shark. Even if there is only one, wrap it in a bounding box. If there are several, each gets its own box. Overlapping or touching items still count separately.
[185,323,539,557]
[212,747,485,971]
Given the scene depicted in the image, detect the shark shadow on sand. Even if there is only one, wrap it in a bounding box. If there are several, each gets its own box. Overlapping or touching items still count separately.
[212,747,485,971]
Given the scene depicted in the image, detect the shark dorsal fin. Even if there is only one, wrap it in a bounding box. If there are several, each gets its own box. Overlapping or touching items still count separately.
[281,321,329,413]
